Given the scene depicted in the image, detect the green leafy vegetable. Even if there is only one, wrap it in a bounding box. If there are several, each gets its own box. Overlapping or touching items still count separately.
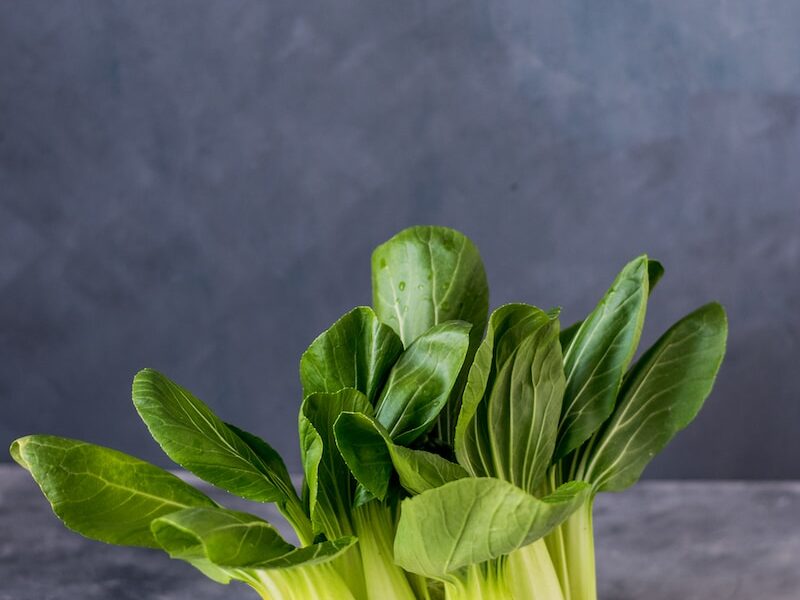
[10,226,727,600]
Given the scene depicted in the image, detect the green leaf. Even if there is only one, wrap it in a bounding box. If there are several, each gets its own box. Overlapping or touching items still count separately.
[10,435,215,548]
[334,411,468,500]
[559,258,663,355]
[225,422,292,487]
[390,445,469,495]
[299,388,372,537]
[132,369,295,505]
[334,412,395,500]
[554,256,650,460]
[375,321,471,445]
[647,259,665,291]
[559,321,582,352]
[371,226,488,350]
[187,560,235,585]
[300,306,403,403]
[394,478,591,579]
[371,225,489,444]
[455,304,564,493]
[152,507,355,569]
[584,302,728,491]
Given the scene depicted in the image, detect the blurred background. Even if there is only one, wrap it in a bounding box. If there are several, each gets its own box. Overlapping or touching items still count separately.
[1,1,798,479]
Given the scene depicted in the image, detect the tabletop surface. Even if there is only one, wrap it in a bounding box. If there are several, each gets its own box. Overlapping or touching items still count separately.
[1,466,799,599]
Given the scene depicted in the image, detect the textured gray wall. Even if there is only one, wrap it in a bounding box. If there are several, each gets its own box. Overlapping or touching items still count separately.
[1,1,798,478]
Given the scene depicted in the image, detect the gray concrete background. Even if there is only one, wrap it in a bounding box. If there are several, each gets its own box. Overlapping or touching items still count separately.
[1,1,798,478]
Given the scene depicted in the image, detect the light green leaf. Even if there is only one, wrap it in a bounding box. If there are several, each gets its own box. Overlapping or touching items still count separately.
[132,369,296,505]
[375,321,471,445]
[10,435,215,548]
[299,388,372,537]
[390,445,469,495]
[300,306,403,403]
[187,559,235,585]
[584,302,728,491]
[554,256,650,460]
[394,478,591,579]
[152,507,355,569]
[456,304,564,493]
[334,411,468,500]
[371,225,489,444]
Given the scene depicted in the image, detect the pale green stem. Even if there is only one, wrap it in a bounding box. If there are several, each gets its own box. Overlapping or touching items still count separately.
[557,498,597,600]
[331,542,367,600]
[352,500,417,600]
[574,434,599,482]
[544,522,571,600]
[278,494,315,547]
[507,539,566,600]
[243,562,357,600]
[407,573,441,600]
[444,561,512,600]
[544,466,571,600]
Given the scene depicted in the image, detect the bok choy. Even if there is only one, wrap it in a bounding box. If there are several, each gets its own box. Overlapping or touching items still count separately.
[10,225,727,599]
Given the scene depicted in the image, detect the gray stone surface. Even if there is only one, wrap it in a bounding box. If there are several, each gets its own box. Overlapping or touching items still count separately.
[594,481,800,599]
[1,2,799,480]
[1,467,798,599]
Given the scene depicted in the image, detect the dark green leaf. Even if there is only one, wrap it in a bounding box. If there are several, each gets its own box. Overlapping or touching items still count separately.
[375,321,471,445]
[132,369,296,505]
[334,411,468,500]
[584,303,728,491]
[299,388,372,537]
[456,304,564,493]
[559,258,663,355]
[334,412,394,500]
[371,226,489,444]
[152,507,355,569]
[10,435,215,548]
[371,226,488,349]
[559,321,582,352]
[554,256,649,460]
[300,306,403,403]
[225,423,293,487]
[394,478,590,579]
[647,259,665,291]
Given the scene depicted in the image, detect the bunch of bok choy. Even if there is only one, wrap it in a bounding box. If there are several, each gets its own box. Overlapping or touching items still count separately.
[11,225,727,600]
